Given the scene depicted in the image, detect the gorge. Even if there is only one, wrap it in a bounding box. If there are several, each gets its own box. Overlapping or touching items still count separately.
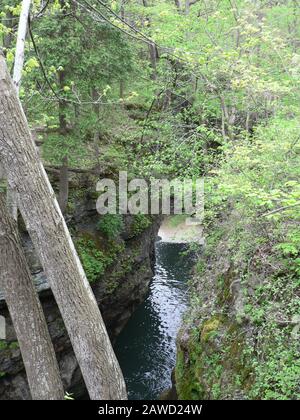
[0,190,199,400]
[0,0,299,401]
[0,187,161,399]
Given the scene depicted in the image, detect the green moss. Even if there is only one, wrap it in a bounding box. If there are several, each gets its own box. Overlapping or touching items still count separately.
[195,260,205,275]
[200,318,220,343]
[216,269,234,307]
[175,316,254,400]
[175,345,205,400]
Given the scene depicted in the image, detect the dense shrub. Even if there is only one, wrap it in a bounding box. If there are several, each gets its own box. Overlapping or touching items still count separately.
[75,238,112,283]
[131,214,151,236]
[97,214,124,239]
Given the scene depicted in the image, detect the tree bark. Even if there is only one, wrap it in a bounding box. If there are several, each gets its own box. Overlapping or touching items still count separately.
[91,87,102,172]
[13,0,31,93]
[58,155,69,214]
[0,52,127,400]
[219,95,233,140]
[7,0,32,221]
[174,0,182,12]
[6,182,18,221]
[148,42,158,80]
[119,79,125,99]
[57,64,70,214]
[0,193,64,400]
[185,0,190,15]
[142,0,158,80]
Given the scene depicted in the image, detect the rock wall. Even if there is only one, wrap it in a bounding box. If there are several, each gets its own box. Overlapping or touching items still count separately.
[175,211,300,400]
[0,192,160,400]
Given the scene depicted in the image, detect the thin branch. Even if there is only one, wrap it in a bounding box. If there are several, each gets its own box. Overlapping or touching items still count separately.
[262,202,300,217]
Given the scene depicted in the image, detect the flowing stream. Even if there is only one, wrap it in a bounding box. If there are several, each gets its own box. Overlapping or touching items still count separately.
[115,239,192,400]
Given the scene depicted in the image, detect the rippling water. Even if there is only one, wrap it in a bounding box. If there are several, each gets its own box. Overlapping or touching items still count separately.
[115,240,191,400]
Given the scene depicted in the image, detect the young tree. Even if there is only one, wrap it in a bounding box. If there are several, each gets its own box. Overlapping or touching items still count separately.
[0,193,64,400]
[13,0,31,93]
[6,0,32,221]
[142,0,159,79]
[0,51,127,400]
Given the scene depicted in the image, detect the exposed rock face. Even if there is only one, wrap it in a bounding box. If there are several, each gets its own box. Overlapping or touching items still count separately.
[175,211,300,400]
[175,215,254,400]
[0,194,160,400]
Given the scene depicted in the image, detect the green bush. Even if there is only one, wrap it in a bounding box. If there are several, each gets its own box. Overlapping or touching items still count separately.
[178,116,300,400]
[131,214,151,236]
[76,238,112,283]
[97,214,124,239]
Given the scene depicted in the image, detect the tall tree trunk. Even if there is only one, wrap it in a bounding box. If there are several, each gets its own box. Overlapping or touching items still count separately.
[219,95,233,140]
[0,52,127,400]
[58,70,68,134]
[119,79,125,99]
[142,0,158,79]
[57,69,69,213]
[120,2,127,90]
[92,87,100,143]
[174,0,182,12]
[0,193,64,400]
[184,0,199,14]
[7,0,32,221]
[91,88,102,171]
[148,43,158,80]
[13,0,31,93]
[185,0,190,15]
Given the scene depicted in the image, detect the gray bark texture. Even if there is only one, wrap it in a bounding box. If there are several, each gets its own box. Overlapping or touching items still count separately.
[58,156,69,214]
[7,0,32,221]
[13,0,31,94]
[0,193,64,400]
[0,52,127,400]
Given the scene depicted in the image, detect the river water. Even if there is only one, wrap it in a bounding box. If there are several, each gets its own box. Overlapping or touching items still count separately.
[115,239,191,400]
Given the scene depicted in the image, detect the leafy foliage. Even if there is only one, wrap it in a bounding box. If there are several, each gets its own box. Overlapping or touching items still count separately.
[97,214,124,239]
[131,214,152,236]
[75,237,109,283]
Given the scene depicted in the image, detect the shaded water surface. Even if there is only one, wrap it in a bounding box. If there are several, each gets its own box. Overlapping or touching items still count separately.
[115,240,191,400]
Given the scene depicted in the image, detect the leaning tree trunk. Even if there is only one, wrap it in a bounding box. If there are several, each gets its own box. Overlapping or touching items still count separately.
[0,193,64,400]
[0,52,127,400]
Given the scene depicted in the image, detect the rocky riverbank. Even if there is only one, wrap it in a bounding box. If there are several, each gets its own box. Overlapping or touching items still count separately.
[175,210,300,400]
